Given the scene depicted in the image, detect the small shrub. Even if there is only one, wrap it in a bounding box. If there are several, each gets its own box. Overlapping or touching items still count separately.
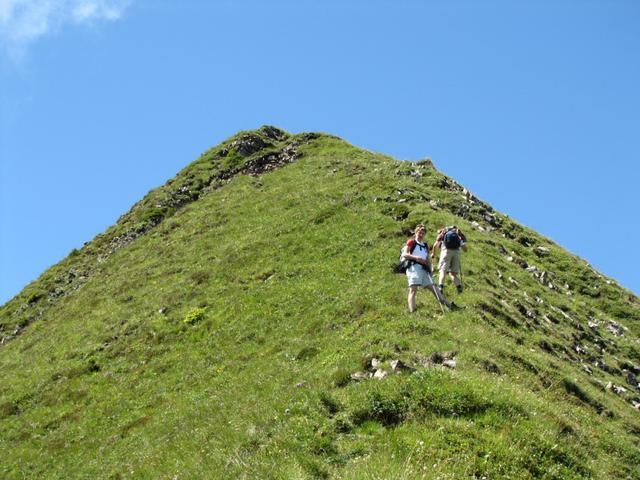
[353,391,407,427]
[295,346,319,361]
[0,402,20,418]
[300,459,329,479]
[330,368,351,388]
[183,307,207,325]
[190,270,210,285]
[416,158,434,168]
[332,412,354,433]
[140,206,169,224]
[309,429,337,456]
[481,359,501,374]
[319,391,341,415]
[26,292,44,305]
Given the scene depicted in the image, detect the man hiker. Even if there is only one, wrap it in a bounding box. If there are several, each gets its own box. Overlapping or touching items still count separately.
[402,224,451,313]
[432,225,467,295]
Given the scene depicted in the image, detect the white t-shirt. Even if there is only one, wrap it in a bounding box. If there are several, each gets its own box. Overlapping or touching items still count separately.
[403,239,428,262]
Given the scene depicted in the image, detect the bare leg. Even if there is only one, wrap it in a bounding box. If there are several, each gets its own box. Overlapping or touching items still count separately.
[408,286,418,312]
[450,272,462,291]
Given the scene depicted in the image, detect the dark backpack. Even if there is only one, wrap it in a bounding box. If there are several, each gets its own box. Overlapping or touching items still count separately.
[393,240,424,274]
[443,229,462,249]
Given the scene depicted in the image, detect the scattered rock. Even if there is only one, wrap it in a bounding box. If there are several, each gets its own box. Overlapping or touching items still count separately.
[607,320,626,337]
[582,364,593,375]
[462,188,477,203]
[350,372,371,382]
[418,351,458,368]
[487,214,500,226]
[229,133,272,157]
[606,382,627,395]
[540,271,549,285]
[259,125,288,141]
[542,315,554,324]
[535,246,550,255]
[373,369,389,380]
[390,359,415,373]
[549,305,574,322]
[626,372,639,392]
[481,360,501,374]
[574,345,588,355]
[351,351,460,383]
[470,221,486,232]
[442,359,457,369]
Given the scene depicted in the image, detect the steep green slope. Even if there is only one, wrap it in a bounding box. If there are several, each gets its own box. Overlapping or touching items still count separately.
[1,127,639,479]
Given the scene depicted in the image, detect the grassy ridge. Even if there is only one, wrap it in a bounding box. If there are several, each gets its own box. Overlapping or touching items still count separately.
[1,130,639,479]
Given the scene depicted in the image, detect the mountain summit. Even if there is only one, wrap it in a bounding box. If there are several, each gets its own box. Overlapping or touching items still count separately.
[1,127,638,478]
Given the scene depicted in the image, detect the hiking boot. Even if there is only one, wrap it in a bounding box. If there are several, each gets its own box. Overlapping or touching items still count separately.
[438,284,444,294]
[456,285,463,294]
[449,302,460,311]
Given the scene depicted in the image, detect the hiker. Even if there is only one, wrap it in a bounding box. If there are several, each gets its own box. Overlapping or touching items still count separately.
[402,224,450,313]
[432,225,467,295]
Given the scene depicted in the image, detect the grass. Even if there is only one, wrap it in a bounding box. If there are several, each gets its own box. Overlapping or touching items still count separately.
[1,127,639,479]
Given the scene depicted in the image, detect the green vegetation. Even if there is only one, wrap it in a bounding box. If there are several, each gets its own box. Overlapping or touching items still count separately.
[183,307,207,325]
[1,127,639,479]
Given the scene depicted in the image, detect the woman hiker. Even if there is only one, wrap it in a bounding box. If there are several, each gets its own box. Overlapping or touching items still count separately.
[402,224,451,313]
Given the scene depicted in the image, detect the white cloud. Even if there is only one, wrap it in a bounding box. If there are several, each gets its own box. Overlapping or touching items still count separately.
[0,0,131,59]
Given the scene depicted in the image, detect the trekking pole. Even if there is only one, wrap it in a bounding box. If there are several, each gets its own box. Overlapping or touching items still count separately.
[428,272,447,314]
[459,241,466,289]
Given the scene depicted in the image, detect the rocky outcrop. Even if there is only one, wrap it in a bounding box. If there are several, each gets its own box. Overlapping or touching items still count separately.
[348,351,457,383]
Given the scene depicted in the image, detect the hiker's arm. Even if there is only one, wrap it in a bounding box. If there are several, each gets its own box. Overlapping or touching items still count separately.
[431,231,444,258]
[401,245,412,261]
[402,247,428,266]
[431,241,441,258]
[425,258,433,273]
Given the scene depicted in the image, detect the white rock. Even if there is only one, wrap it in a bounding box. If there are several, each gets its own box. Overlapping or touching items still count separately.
[613,385,628,394]
[443,359,457,369]
[350,372,370,381]
[373,369,389,379]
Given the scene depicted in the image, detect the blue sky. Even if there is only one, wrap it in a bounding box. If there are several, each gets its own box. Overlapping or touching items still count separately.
[1,0,639,303]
